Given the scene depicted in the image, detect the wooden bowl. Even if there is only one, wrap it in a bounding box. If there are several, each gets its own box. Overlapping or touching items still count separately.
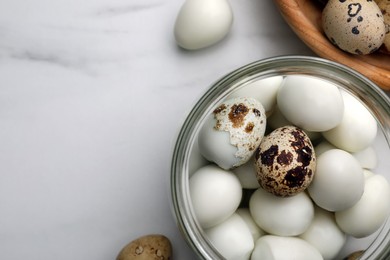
[273,0,390,91]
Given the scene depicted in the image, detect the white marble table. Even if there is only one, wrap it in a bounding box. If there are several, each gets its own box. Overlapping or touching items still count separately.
[0,0,389,259]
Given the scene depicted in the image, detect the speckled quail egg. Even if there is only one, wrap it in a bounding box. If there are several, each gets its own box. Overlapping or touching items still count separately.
[376,0,390,54]
[255,125,316,197]
[322,0,386,55]
[116,234,172,260]
[198,97,266,170]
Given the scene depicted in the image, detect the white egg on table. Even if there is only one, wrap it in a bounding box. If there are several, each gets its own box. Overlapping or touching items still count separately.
[205,213,254,260]
[300,207,346,260]
[251,235,323,260]
[335,174,390,238]
[228,76,283,113]
[232,158,260,189]
[174,0,233,50]
[236,208,265,242]
[323,90,378,153]
[190,165,242,228]
[198,97,266,170]
[277,75,344,132]
[249,187,314,236]
[308,149,364,212]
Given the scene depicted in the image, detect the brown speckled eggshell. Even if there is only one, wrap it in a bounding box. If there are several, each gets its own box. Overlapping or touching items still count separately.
[322,0,386,55]
[116,234,172,260]
[255,125,316,197]
[376,0,390,54]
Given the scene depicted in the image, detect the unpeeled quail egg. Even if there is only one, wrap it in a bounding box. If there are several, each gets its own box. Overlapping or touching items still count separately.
[174,0,233,50]
[322,0,386,54]
[255,125,316,197]
[376,0,390,54]
[116,234,172,260]
[198,97,266,170]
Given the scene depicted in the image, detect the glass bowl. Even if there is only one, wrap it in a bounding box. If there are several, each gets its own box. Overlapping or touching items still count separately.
[170,55,390,259]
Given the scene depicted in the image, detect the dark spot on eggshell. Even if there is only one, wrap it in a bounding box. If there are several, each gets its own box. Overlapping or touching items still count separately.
[348,3,362,17]
[352,26,360,34]
[284,166,307,188]
[213,104,226,114]
[260,145,279,168]
[245,122,254,133]
[297,146,314,167]
[277,150,293,166]
[229,103,249,128]
[355,49,364,54]
[253,108,261,117]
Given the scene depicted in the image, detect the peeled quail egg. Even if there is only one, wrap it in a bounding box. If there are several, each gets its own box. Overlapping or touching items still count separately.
[308,149,364,212]
[315,140,377,169]
[335,174,390,238]
[198,97,266,170]
[236,208,266,241]
[323,90,377,153]
[322,0,386,54]
[190,165,242,228]
[205,213,254,259]
[351,146,377,169]
[300,207,346,260]
[249,187,314,236]
[174,0,233,50]
[232,158,260,189]
[251,235,323,260]
[267,106,322,142]
[228,76,283,113]
[277,75,344,132]
[255,126,316,197]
